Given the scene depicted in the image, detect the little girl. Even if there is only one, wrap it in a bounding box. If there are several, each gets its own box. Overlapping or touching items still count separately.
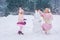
[17,7,26,35]
[39,8,53,34]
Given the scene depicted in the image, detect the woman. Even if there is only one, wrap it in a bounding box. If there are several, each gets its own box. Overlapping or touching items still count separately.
[39,8,53,34]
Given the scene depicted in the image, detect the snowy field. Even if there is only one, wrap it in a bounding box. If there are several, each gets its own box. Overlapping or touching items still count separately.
[0,15,60,40]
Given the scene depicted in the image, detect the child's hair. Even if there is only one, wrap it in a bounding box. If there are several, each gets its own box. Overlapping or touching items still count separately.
[18,7,24,14]
[19,7,22,10]
[44,8,51,13]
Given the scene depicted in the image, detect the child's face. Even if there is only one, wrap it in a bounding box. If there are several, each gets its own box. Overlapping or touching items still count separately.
[19,8,23,14]
[19,7,22,10]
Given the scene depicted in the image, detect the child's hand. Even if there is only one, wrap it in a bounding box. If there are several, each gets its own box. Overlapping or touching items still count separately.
[24,19,27,20]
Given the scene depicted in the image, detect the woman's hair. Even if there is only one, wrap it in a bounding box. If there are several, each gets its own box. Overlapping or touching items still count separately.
[44,8,51,13]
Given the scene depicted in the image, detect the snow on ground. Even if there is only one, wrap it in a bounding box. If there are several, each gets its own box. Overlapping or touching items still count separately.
[0,15,60,40]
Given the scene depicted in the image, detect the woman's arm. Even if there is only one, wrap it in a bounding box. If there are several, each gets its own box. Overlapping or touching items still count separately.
[38,10,43,14]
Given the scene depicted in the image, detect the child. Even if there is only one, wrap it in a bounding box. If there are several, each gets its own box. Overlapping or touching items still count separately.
[39,8,53,34]
[17,7,26,35]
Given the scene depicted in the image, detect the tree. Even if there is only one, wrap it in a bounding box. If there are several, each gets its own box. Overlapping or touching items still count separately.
[36,0,51,10]
[6,0,51,12]
[6,0,28,12]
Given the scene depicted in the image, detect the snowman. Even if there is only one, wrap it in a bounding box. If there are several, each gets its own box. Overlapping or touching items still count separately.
[33,9,42,33]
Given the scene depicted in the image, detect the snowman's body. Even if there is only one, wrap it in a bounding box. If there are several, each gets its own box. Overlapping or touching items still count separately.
[33,11,42,33]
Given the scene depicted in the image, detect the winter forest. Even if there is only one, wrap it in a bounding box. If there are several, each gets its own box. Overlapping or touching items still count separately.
[0,0,60,16]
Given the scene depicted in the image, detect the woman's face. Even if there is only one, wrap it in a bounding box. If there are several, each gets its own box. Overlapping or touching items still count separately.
[45,9,49,13]
[44,8,50,13]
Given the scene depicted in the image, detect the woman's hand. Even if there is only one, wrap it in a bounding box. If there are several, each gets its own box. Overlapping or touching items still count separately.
[38,10,43,14]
